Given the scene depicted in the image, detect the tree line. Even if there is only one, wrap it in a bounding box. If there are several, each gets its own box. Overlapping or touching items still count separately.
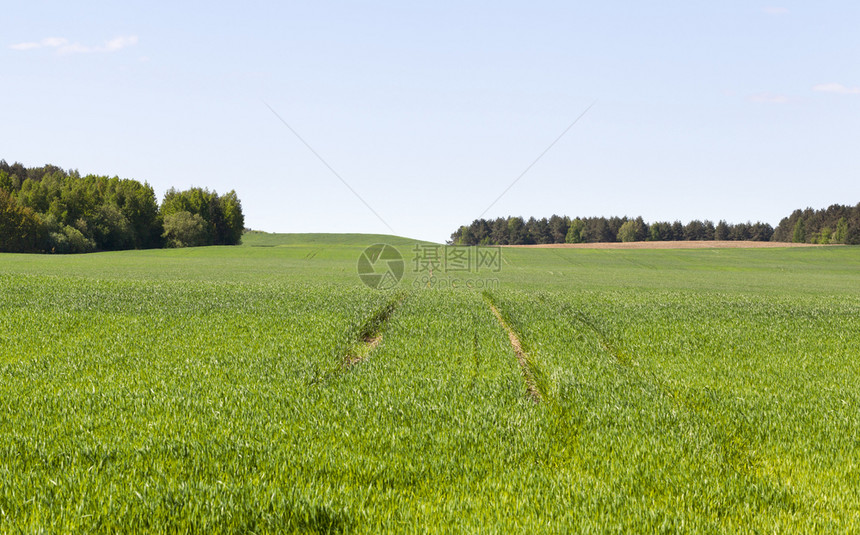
[450,204,860,246]
[0,160,244,253]
[772,204,860,245]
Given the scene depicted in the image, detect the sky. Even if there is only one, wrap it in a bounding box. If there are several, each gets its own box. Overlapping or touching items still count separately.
[2,1,859,242]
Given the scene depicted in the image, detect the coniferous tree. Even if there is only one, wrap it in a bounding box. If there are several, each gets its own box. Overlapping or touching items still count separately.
[715,220,730,241]
[507,216,528,245]
[448,207,853,246]
[548,215,569,243]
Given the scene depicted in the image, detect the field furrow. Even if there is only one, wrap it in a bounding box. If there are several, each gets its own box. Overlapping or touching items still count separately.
[483,293,543,402]
[342,292,406,368]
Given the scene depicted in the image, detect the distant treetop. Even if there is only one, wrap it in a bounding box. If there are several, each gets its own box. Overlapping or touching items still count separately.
[450,204,860,246]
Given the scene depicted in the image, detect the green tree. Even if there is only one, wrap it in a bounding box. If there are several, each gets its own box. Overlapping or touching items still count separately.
[470,219,491,244]
[108,179,162,248]
[583,218,614,242]
[714,220,730,241]
[507,217,527,245]
[1,160,243,253]
[490,218,508,245]
[90,204,134,250]
[750,223,774,241]
[703,220,716,240]
[792,219,806,243]
[526,217,552,244]
[217,190,245,245]
[607,217,627,242]
[565,218,585,243]
[452,225,475,246]
[17,178,50,213]
[617,218,646,242]
[729,223,751,241]
[161,187,214,219]
[0,171,12,192]
[0,189,46,253]
[833,217,848,244]
[161,187,244,246]
[648,221,673,241]
[634,216,648,240]
[684,220,707,240]
[49,225,96,254]
[548,215,569,244]
[162,211,211,248]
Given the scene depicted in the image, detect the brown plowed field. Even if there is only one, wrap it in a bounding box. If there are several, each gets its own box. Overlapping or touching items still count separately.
[505,241,832,250]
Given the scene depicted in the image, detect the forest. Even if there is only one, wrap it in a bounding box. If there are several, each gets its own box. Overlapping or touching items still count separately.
[0,160,244,253]
[450,205,860,246]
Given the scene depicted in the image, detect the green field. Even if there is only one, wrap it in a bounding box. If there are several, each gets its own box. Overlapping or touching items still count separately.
[1,234,859,532]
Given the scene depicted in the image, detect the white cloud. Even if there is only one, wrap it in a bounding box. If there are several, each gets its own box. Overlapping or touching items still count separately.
[10,37,67,50]
[103,35,138,51]
[813,83,860,95]
[9,35,138,54]
[762,7,789,15]
[749,92,791,104]
[42,37,69,47]
[10,42,41,50]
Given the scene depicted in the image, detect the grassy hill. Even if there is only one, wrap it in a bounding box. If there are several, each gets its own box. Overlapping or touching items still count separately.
[241,230,435,248]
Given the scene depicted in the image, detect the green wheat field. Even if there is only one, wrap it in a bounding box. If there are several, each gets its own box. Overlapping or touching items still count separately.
[1,233,859,533]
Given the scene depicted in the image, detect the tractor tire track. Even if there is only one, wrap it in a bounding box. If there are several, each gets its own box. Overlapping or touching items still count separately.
[483,293,542,403]
[342,293,405,369]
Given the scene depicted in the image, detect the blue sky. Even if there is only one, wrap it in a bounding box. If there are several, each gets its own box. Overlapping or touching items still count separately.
[3,1,858,242]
